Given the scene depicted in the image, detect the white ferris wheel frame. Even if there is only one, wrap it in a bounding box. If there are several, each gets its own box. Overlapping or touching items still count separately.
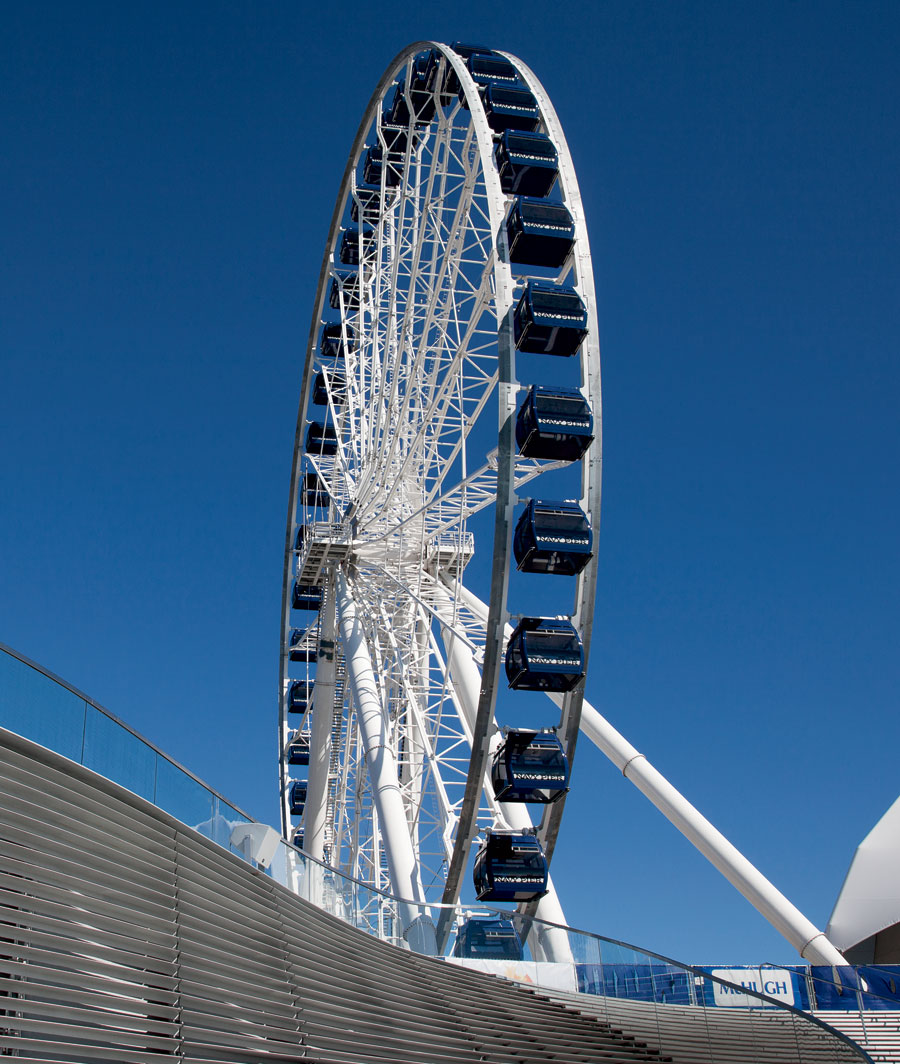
[278,41,848,966]
[278,41,598,952]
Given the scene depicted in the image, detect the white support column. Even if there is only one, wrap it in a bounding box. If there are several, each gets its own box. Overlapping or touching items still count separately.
[443,624,573,964]
[570,700,847,965]
[304,573,337,863]
[336,571,436,950]
[447,578,847,966]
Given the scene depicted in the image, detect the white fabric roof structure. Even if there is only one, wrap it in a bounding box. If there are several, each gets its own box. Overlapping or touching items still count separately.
[827,793,900,953]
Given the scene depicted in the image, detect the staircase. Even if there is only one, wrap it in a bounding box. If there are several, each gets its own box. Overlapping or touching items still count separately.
[535,986,872,1064]
[811,1010,900,1063]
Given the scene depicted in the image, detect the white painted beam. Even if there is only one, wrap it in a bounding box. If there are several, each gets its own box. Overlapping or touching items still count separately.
[449,578,847,965]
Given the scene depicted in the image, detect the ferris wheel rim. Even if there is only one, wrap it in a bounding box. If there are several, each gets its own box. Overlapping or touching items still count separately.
[279,42,602,937]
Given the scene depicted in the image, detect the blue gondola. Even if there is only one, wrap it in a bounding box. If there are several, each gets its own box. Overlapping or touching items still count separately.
[516,385,594,461]
[389,52,442,122]
[350,185,381,225]
[294,524,306,551]
[320,322,355,359]
[305,421,338,457]
[363,145,401,188]
[442,43,496,97]
[302,473,329,509]
[482,85,541,133]
[450,42,495,58]
[505,617,584,692]
[387,82,411,128]
[313,370,346,406]
[514,281,588,356]
[473,831,548,902]
[513,499,592,575]
[506,198,575,267]
[289,781,307,816]
[386,55,437,125]
[288,733,311,765]
[292,828,304,849]
[495,130,559,197]
[291,583,322,611]
[462,53,518,97]
[329,273,359,309]
[338,227,372,266]
[419,49,455,106]
[379,122,411,155]
[491,729,569,803]
[288,680,314,714]
[453,918,524,960]
[405,52,438,121]
[288,628,317,664]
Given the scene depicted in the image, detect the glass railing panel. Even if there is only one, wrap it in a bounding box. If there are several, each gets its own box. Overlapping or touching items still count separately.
[82,703,157,801]
[155,754,215,832]
[753,960,900,1012]
[0,650,87,762]
[209,796,253,858]
[267,836,294,891]
[585,938,651,1001]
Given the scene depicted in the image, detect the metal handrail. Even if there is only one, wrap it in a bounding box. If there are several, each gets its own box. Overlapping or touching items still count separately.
[0,640,256,819]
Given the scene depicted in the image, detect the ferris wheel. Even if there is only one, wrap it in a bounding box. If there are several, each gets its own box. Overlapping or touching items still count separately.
[278,41,601,956]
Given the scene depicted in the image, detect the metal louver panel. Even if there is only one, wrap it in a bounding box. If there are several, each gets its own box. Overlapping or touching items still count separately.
[0,727,868,1064]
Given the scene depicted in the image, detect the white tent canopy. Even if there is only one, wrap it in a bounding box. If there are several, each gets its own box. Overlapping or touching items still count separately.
[827,794,900,960]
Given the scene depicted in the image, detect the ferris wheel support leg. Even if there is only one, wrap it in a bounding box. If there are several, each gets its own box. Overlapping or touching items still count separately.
[447,578,847,966]
[442,625,574,964]
[336,571,437,953]
[571,700,848,965]
[304,572,338,865]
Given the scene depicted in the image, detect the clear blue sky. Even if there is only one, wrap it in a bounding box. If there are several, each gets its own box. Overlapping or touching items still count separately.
[2,1,898,964]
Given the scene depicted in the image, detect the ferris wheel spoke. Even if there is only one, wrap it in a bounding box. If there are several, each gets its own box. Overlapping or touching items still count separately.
[360,119,477,466]
[379,188,493,474]
[355,321,498,524]
[304,454,347,515]
[359,450,569,550]
[355,171,493,513]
